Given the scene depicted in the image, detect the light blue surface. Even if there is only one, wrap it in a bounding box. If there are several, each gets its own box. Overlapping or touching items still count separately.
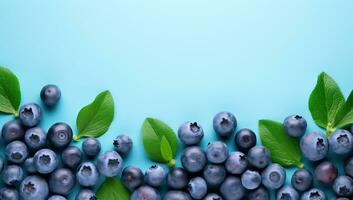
[1,1,353,199]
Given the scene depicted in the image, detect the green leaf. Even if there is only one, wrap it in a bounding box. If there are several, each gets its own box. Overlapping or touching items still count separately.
[0,66,21,116]
[259,119,303,168]
[96,177,130,200]
[74,90,114,141]
[142,118,178,167]
[334,91,353,128]
[309,72,345,134]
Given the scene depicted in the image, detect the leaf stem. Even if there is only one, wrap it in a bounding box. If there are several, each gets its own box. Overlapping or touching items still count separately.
[13,110,19,118]
[73,135,80,142]
[326,123,335,137]
[167,159,176,169]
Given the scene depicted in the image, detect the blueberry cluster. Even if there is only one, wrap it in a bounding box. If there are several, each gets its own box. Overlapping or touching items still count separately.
[0,85,132,200]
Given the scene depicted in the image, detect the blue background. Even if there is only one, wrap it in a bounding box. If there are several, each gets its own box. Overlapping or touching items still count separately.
[1,1,353,199]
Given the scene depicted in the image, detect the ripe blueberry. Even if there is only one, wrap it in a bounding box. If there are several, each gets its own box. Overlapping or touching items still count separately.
[333,176,353,197]
[145,165,166,188]
[220,176,245,200]
[203,164,226,188]
[291,168,313,192]
[314,161,338,184]
[48,195,67,200]
[0,187,19,200]
[82,137,101,157]
[283,115,307,137]
[19,103,41,127]
[261,163,286,190]
[206,141,229,164]
[329,129,353,155]
[247,146,271,169]
[2,165,24,186]
[241,170,261,190]
[75,189,96,200]
[49,168,75,195]
[234,128,257,152]
[178,122,204,145]
[121,166,144,191]
[47,122,73,149]
[276,185,299,200]
[61,146,82,169]
[113,134,133,154]
[40,84,61,107]
[188,177,207,199]
[167,167,188,190]
[301,188,325,200]
[33,149,58,174]
[20,175,49,200]
[300,131,328,161]
[97,151,123,177]
[225,151,248,174]
[76,162,99,187]
[163,190,192,200]
[1,119,24,143]
[131,185,161,200]
[181,146,207,173]
[24,127,46,150]
[5,141,28,164]
[213,112,237,137]
[247,186,269,200]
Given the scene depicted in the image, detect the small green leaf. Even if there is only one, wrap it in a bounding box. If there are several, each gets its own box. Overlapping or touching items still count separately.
[334,91,353,129]
[0,66,21,116]
[142,118,178,166]
[309,72,345,134]
[74,90,114,141]
[96,177,130,200]
[259,119,303,168]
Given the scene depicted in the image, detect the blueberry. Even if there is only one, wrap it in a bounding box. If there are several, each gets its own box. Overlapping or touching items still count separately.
[82,137,101,157]
[76,162,99,187]
[1,119,25,143]
[329,129,353,155]
[203,164,226,188]
[163,191,192,200]
[49,168,75,195]
[75,189,96,200]
[301,188,325,200]
[61,146,82,169]
[291,168,313,192]
[276,185,299,200]
[20,175,49,200]
[225,151,248,174]
[24,157,36,173]
[234,128,257,152]
[33,148,58,174]
[167,167,189,190]
[0,156,4,173]
[181,146,207,173]
[24,127,46,150]
[48,195,67,200]
[333,176,353,197]
[314,161,338,184]
[47,122,73,149]
[283,115,307,137]
[0,187,19,200]
[247,146,271,169]
[178,122,204,145]
[300,131,328,161]
[2,165,24,186]
[206,141,229,164]
[241,170,261,190]
[121,166,144,191]
[247,186,269,200]
[131,185,161,200]
[19,103,41,127]
[5,140,28,164]
[261,163,286,190]
[204,193,223,200]
[145,165,166,188]
[113,134,133,154]
[213,112,237,137]
[220,176,245,200]
[346,156,353,178]
[188,177,207,199]
[40,84,61,107]
[97,151,123,177]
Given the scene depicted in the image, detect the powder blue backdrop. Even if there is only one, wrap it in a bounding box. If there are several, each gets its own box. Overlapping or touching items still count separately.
[1,1,353,199]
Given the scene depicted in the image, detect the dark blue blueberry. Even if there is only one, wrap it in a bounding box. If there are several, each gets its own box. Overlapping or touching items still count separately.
[234,128,257,152]
[82,137,101,157]
[145,165,166,188]
[178,122,204,145]
[188,177,207,199]
[204,193,223,200]
[61,146,82,169]
[2,165,24,186]
[33,149,58,174]
[20,175,49,200]
[225,151,248,174]
[206,141,229,164]
[329,129,353,155]
[1,119,25,143]
[75,189,96,200]
[181,146,207,173]
[24,157,36,173]
[247,146,271,169]
[48,195,67,200]
[113,134,133,154]
[5,141,28,164]
[40,84,61,107]
[213,112,237,138]
[291,168,313,192]
[261,163,286,190]
[163,191,192,200]
[301,188,325,200]
[276,185,299,200]
[0,187,19,200]
[314,161,337,184]
[300,131,328,161]
[247,186,269,200]
[167,167,188,190]
[283,115,307,137]
[241,170,261,190]
[333,176,353,197]
[49,168,75,195]
[97,151,123,177]
[47,122,73,149]
[121,166,144,191]
[203,164,226,188]
[220,176,245,200]
[19,103,41,127]
[76,162,99,187]
[24,127,46,150]
[131,185,161,200]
